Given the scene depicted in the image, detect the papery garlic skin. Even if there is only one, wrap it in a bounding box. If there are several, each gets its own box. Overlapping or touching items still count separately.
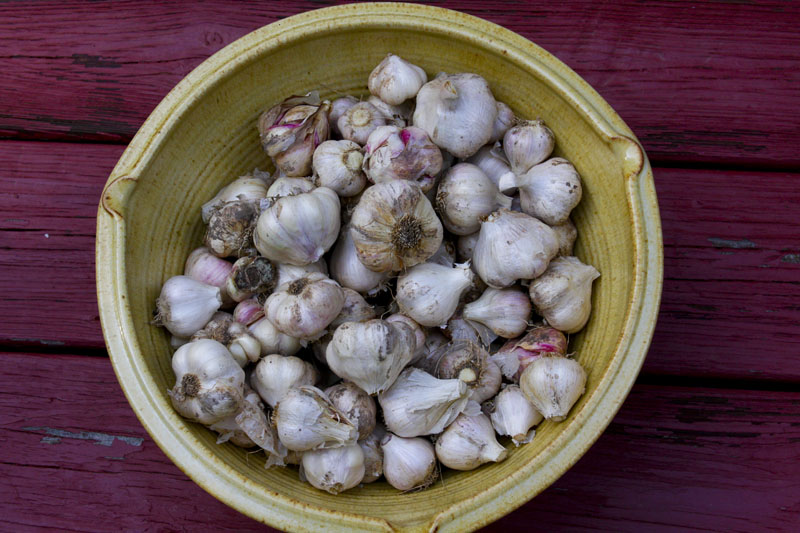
[368,54,428,105]
[325,381,377,440]
[492,325,568,381]
[233,298,264,326]
[339,102,387,146]
[396,262,473,327]
[427,240,456,267]
[330,288,376,328]
[413,73,497,158]
[432,340,499,403]
[434,413,507,471]
[274,102,331,177]
[274,386,358,451]
[445,313,497,348]
[225,256,277,303]
[201,173,271,224]
[329,226,390,294]
[258,93,321,156]
[312,140,367,197]
[435,163,512,235]
[156,276,222,337]
[520,355,586,421]
[359,426,385,483]
[551,219,578,257]
[503,120,555,176]
[255,187,340,266]
[302,444,365,494]
[265,273,345,340]
[462,287,531,338]
[473,209,559,288]
[275,259,328,287]
[204,200,259,258]
[529,256,600,333]
[251,354,319,408]
[385,314,426,364]
[412,331,448,375]
[486,385,542,446]
[381,434,437,491]
[368,95,413,127]
[248,317,302,356]
[465,143,515,190]
[362,126,442,192]
[488,101,516,143]
[506,158,583,226]
[329,96,358,137]
[266,177,316,199]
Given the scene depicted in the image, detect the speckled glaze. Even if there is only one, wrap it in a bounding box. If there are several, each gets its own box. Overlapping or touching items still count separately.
[96,3,662,531]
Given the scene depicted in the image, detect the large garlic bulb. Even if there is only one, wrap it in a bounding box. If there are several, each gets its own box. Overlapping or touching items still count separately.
[519,355,586,421]
[329,225,390,295]
[301,444,365,494]
[274,386,358,451]
[251,354,319,408]
[503,119,555,176]
[156,276,222,338]
[312,140,367,197]
[339,102,387,145]
[528,256,600,333]
[274,103,331,177]
[201,172,271,224]
[484,384,542,446]
[184,247,234,303]
[500,158,582,226]
[435,163,511,235]
[204,200,259,258]
[368,54,428,105]
[362,125,442,192]
[248,317,302,356]
[434,413,507,471]
[265,273,345,341]
[381,434,437,491]
[462,287,532,338]
[396,262,473,327]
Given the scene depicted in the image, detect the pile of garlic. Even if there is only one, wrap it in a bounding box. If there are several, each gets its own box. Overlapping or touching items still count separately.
[155,54,600,494]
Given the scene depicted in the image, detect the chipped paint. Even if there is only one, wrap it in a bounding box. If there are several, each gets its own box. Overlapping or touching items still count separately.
[708,238,756,249]
[781,254,800,264]
[23,426,143,447]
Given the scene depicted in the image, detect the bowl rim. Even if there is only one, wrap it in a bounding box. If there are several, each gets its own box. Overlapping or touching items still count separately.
[95,3,663,531]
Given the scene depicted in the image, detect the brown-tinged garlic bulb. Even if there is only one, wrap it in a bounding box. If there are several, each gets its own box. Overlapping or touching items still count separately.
[396,262,473,326]
[551,219,578,257]
[201,172,271,224]
[435,163,512,235]
[381,434,437,491]
[485,385,542,446]
[413,73,497,158]
[349,180,443,272]
[265,273,345,340]
[275,259,328,287]
[434,413,507,471]
[190,312,260,366]
[312,140,367,197]
[330,288,377,328]
[503,119,555,176]
[233,298,264,326]
[362,126,442,192]
[273,102,331,177]
[184,247,234,303]
[248,317,302,356]
[519,354,586,421]
[359,425,385,483]
[433,341,501,403]
[465,143,515,190]
[301,444,365,494]
[325,382,377,440]
[329,225,390,295]
[251,354,319,408]
[156,275,222,338]
[500,158,582,226]
[266,176,316,198]
[225,256,276,303]
[328,96,358,137]
[368,54,428,105]
[367,95,413,127]
[472,209,559,288]
[456,232,479,262]
[445,313,497,348]
[385,313,426,364]
[412,331,448,375]
[274,386,358,451]
[488,101,516,143]
[258,92,321,156]
[338,102,387,145]
[462,287,531,338]
[204,200,259,258]
[529,256,600,333]
[491,325,568,381]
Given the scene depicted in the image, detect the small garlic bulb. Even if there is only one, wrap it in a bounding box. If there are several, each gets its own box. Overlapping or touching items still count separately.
[183,247,234,302]
[362,126,443,192]
[156,276,222,337]
[329,288,376,328]
[201,172,271,224]
[275,259,328,287]
[462,287,531,338]
[378,368,470,437]
[385,313,426,364]
[396,262,473,327]
[329,225,390,294]
[251,354,319,408]
[368,54,428,105]
[368,95,413,127]
[325,382,377,440]
[254,187,340,266]
[501,158,582,226]
[456,232,479,262]
[529,256,600,333]
[312,140,367,197]
[301,444,365,494]
[485,385,542,446]
[258,92,321,156]
[248,317,302,356]
[338,102,387,145]
[520,355,586,421]
[204,200,259,258]
[435,163,512,235]
[359,426,385,483]
[350,180,443,272]
[433,341,500,403]
[190,312,260,366]
[274,386,358,451]
[265,273,345,340]
[434,413,507,471]
[233,298,264,326]
[328,96,358,137]
[381,434,437,491]
[465,143,515,190]
[168,339,245,425]
[413,73,497,158]
[266,176,315,198]
[225,256,277,302]
[491,325,568,381]
[503,120,555,176]
[325,319,416,395]
[472,209,559,288]
[551,219,578,256]
[274,102,331,177]
[488,101,516,143]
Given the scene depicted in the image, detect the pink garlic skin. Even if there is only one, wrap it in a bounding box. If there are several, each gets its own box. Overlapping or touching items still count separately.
[362,126,443,192]
[497,326,568,381]
[233,298,265,326]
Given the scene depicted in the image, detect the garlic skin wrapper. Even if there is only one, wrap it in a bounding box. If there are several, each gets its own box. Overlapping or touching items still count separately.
[362,126,443,192]
[462,287,532,338]
[433,341,500,403]
[184,247,234,302]
[233,298,264,326]
[312,140,367,198]
[265,273,345,340]
[248,317,302,356]
[274,102,331,177]
[325,382,377,440]
[350,180,443,272]
[456,232,479,262]
[529,256,600,333]
[488,101,516,143]
[551,219,578,257]
[502,158,583,226]
[328,96,358,137]
[301,444,365,494]
[329,288,376,328]
[275,259,328,287]
[503,119,555,176]
[329,226,390,295]
[201,172,271,224]
[435,163,512,235]
[368,54,428,105]
[520,355,587,421]
[413,73,497,158]
[385,313,426,364]
[258,92,321,156]
[225,256,277,303]
[396,262,474,327]
[473,209,559,288]
[368,95,413,127]
[251,354,319,408]
[168,339,245,425]
[204,200,259,258]
[485,385,542,446]
[156,275,222,338]
[435,413,508,471]
[465,143,515,190]
[359,426,385,483]
[266,176,315,198]
[379,368,470,437]
[325,319,416,395]
[445,313,497,348]
[338,102,387,146]
[254,187,340,266]
[274,386,358,451]
[381,434,437,491]
[492,325,568,381]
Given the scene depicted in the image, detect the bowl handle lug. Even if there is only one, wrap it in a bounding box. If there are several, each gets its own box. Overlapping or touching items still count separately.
[100,175,138,220]
[611,135,645,181]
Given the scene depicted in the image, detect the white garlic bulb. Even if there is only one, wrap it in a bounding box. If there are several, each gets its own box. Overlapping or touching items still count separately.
[362,126,442,192]
[435,163,512,235]
[183,247,234,303]
[301,444,365,494]
[204,200,259,258]
[396,262,473,327]
[462,287,532,338]
[434,413,507,471]
[325,319,416,395]
[156,275,222,337]
[338,102,387,145]
[266,176,315,198]
[328,95,358,136]
[465,143,516,190]
[368,54,428,105]
[274,386,358,451]
[551,219,578,256]
[359,426,385,483]
[329,226,390,295]
[378,368,470,437]
[349,180,443,272]
[254,187,340,266]
[275,259,328,287]
[488,101,516,143]
[519,355,586,421]
[168,339,245,425]
[456,232,479,262]
[325,381,377,440]
[329,288,376,328]
[251,354,319,408]
[485,385,542,446]
[528,256,600,333]
[368,95,413,127]
[381,434,437,491]
[385,313,426,364]
[503,119,555,176]
[265,273,345,340]
[248,317,302,356]
[201,172,270,223]
[312,140,367,197]
[500,158,582,226]
[413,73,497,158]
[472,209,559,288]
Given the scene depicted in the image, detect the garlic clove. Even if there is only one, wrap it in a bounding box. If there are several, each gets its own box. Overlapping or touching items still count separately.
[381,433,437,491]
[325,381,377,441]
[434,413,507,471]
[156,276,223,338]
[435,163,512,235]
[491,324,568,381]
[485,384,542,446]
[503,119,555,176]
[362,125,443,192]
[329,224,391,295]
[204,200,260,258]
[251,354,319,408]
[265,273,345,341]
[488,101,516,143]
[551,219,578,257]
[201,172,271,224]
[233,298,265,326]
[396,262,473,327]
[312,140,367,197]
[517,157,583,226]
[368,54,428,105]
[519,354,586,421]
[274,385,358,451]
[266,176,316,198]
[301,444,365,494]
[367,95,413,127]
[528,256,600,333]
[359,425,386,483]
[338,102,387,145]
[248,317,302,356]
[462,287,531,339]
[275,259,328,287]
[328,95,358,137]
[225,256,277,303]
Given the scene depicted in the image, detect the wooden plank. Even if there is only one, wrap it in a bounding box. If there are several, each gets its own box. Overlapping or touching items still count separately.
[1,1,798,166]
[1,352,798,531]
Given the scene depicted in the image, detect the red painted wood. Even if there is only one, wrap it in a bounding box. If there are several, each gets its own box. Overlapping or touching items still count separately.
[1,1,798,166]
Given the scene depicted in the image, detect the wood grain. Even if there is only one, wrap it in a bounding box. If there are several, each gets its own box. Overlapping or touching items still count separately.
[1,1,798,166]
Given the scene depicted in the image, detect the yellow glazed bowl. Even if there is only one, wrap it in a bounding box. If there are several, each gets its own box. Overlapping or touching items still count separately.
[96,3,662,531]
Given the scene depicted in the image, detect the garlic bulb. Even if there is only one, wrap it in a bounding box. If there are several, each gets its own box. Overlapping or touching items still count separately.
[368,95,413,127]
[362,126,442,192]
[254,187,340,265]
[432,341,500,403]
[190,312,260,366]
[168,339,245,425]
[488,101,516,143]
[368,54,428,105]
[503,120,555,176]
[445,313,497,348]
[396,262,473,327]
[501,158,582,226]
[385,313,426,364]
[266,176,315,198]
[156,275,222,337]
[325,319,416,395]
[338,102,386,145]
[204,200,259,258]
[312,140,367,197]
[472,209,559,288]
[225,256,277,302]
[184,247,234,302]
[551,219,578,256]
[265,273,345,340]
[485,385,542,446]
[301,444,365,494]
[462,287,531,338]
[258,92,321,156]
[325,381,377,440]
[378,368,470,437]
[381,434,437,491]
[251,354,319,407]
[434,413,507,470]
[274,102,331,177]
[529,256,600,333]
[248,317,302,356]
[201,172,270,224]
[328,95,358,136]
[329,288,376,328]
[275,259,328,287]
[465,143,515,190]
[329,225,390,294]
[274,386,358,451]
[349,180,443,272]
[435,163,511,235]
[519,355,586,421]
[456,232,479,262]
[233,298,264,326]
[413,73,497,158]
[359,426,385,483]
[491,325,568,381]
